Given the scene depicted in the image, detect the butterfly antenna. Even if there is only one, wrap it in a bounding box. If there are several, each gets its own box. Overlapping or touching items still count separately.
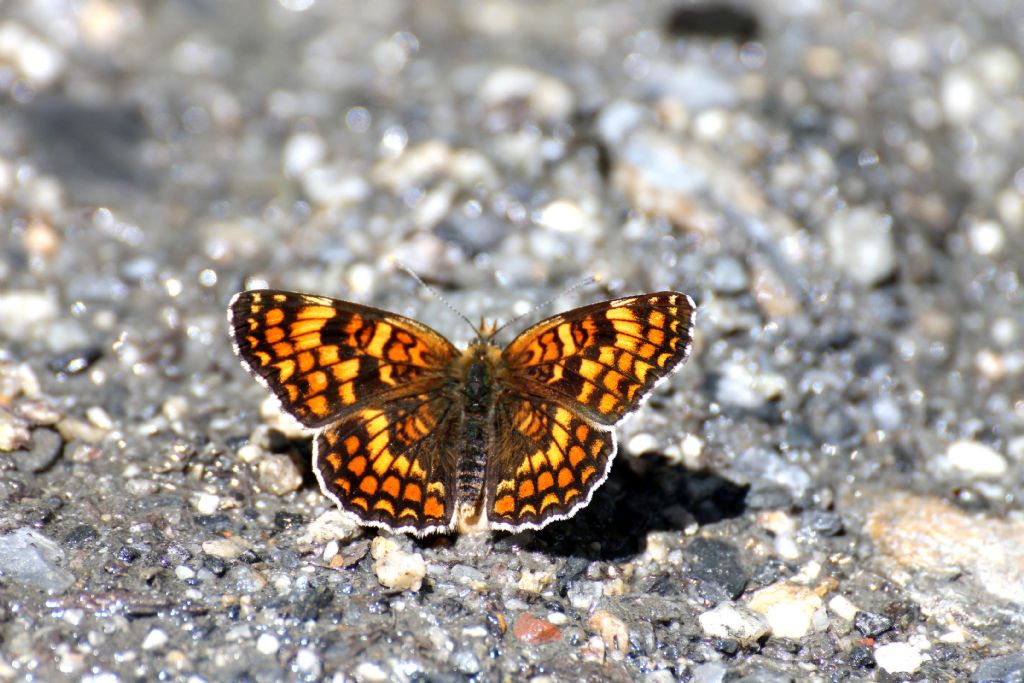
[388,257,482,340]
[488,274,603,341]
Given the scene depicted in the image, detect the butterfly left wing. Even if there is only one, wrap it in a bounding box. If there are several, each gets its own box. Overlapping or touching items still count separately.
[315,390,460,535]
[501,291,696,426]
[228,290,459,428]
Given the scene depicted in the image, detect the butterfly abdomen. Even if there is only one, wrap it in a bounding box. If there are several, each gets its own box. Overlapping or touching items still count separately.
[453,344,502,516]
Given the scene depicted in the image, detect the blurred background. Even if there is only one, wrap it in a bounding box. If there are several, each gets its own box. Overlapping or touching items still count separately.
[1,1,1023,681]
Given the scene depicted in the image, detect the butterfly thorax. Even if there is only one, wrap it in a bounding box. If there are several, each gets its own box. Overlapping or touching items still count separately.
[451,342,505,532]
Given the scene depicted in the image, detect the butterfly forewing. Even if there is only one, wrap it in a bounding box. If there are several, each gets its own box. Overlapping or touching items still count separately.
[501,292,696,425]
[228,290,458,427]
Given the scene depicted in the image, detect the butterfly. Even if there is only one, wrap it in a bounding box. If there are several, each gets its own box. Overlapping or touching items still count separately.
[228,288,695,536]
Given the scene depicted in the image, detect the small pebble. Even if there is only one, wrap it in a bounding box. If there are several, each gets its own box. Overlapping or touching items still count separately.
[302,509,362,545]
[11,427,62,472]
[825,206,896,287]
[373,547,426,591]
[513,614,562,644]
[874,642,927,674]
[258,454,303,495]
[256,632,279,655]
[517,568,555,593]
[353,661,389,683]
[201,537,248,560]
[292,648,321,678]
[141,628,168,650]
[0,290,58,341]
[698,603,770,645]
[588,609,629,657]
[827,595,860,621]
[946,439,1007,478]
[747,582,824,639]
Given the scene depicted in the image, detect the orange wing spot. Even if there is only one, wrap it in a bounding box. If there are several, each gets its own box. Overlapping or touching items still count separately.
[537,471,554,492]
[254,350,272,366]
[580,465,597,483]
[568,445,587,467]
[563,488,580,502]
[557,468,574,488]
[331,358,360,383]
[305,371,328,396]
[649,310,666,329]
[597,393,619,415]
[346,455,367,475]
[626,383,641,401]
[576,382,595,404]
[426,481,445,497]
[647,328,665,345]
[293,333,322,352]
[602,369,626,395]
[297,351,315,373]
[575,423,589,442]
[518,480,535,499]
[656,352,674,367]
[275,359,296,382]
[403,482,422,502]
[285,384,299,403]
[577,358,603,381]
[289,318,326,337]
[589,439,604,457]
[305,394,329,416]
[556,324,577,356]
[295,305,335,320]
[411,460,428,481]
[265,327,285,344]
[382,476,401,498]
[611,320,645,338]
[398,508,419,520]
[615,335,639,353]
[518,503,538,517]
[350,496,369,511]
[546,363,564,384]
[539,493,560,512]
[386,344,410,363]
[373,499,396,515]
[272,342,294,358]
[598,346,617,367]
[344,435,361,455]
[493,494,515,516]
[366,322,393,357]
[317,345,340,366]
[264,308,285,325]
[616,352,634,374]
[338,381,356,405]
[606,307,639,321]
[392,455,411,477]
[638,342,657,360]
[378,364,395,385]
[271,294,287,302]
[334,477,351,494]
[530,450,548,473]
[424,496,445,519]
[633,360,654,383]
[545,440,565,469]
[326,452,342,469]
[359,476,379,495]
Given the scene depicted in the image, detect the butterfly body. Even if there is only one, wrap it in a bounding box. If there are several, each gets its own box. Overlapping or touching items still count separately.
[229,289,695,536]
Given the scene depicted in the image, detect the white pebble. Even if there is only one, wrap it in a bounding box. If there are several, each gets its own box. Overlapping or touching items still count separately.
[874,642,927,674]
[174,565,196,581]
[302,509,362,545]
[946,440,1007,478]
[293,648,321,677]
[193,493,221,515]
[825,206,895,287]
[141,628,169,650]
[373,548,426,591]
[698,603,770,645]
[747,582,824,639]
[353,661,389,683]
[969,220,1005,255]
[256,632,280,655]
[627,433,658,455]
[827,595,860,621]
[283,131,326,178]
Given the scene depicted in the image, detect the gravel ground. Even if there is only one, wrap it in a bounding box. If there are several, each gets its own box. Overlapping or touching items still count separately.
[2,0,1023,681]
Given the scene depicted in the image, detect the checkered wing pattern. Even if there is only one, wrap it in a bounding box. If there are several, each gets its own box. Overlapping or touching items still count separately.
[488,292,695,528]
[228,290,458,428]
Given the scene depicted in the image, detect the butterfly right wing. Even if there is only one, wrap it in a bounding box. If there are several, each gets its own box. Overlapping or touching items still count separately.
[228,290,459,428]
[315,390,461,535]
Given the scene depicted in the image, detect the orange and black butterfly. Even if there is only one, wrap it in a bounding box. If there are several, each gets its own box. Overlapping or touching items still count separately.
[228,289,696,536]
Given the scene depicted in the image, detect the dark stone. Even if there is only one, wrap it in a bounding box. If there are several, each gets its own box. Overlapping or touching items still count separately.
[972,652,1024,683]
[801,510,844,537]
[193,513,233,532]
[664,3,759,42]
[12,428,63,473]
[853,611,894,637]
[849,645,876,669]
[238,549,262,564]
[202,554,228,577]
[274,511,305,530]
[293,584,334,622]
[684,537,748,599]
[116,545,141,563]
[713,638,739,655]
[162,542,192,565]
[64,524,99,548]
